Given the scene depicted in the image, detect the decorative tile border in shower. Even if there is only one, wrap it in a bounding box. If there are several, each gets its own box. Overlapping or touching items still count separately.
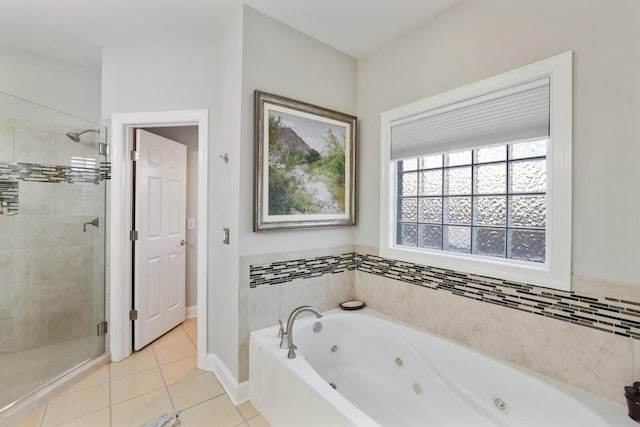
[100,162,111,181]
[249,252,356,288]
[0,161,107,185]
[249,250,640,339]
[356,253,640,339]
[0,181,19,214]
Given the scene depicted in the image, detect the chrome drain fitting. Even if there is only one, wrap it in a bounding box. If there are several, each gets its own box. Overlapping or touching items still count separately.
[395,357,404,368]
[331,345,338,353]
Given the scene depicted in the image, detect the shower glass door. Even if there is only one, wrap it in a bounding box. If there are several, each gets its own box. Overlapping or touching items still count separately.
[0,91,106,411]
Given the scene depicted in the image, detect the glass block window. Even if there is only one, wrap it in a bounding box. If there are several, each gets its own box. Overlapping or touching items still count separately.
[382,53,571,290]
[396,139,547,263]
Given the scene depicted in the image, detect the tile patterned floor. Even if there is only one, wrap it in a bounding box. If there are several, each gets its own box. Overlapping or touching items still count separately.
[11,318,271,427]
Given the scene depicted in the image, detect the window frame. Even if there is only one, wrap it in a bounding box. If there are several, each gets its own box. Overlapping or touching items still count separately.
[379,52,572,291]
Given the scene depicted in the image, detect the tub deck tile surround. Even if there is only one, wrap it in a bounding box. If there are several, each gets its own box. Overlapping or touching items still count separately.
[354,270,633,404]
[249,251,640,340]
[249,252,355,288]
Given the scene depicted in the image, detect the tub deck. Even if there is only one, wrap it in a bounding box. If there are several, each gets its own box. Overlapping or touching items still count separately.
[250,308,635,427]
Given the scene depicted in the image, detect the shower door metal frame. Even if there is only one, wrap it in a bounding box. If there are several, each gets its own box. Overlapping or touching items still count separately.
[109,110,209,371]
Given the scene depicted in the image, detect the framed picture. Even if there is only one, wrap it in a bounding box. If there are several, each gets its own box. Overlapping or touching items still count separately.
[254,90,357,231]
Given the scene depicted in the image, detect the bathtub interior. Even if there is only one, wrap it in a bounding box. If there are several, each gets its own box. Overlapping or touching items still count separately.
[295,315,498,426]
[251,308,635,427]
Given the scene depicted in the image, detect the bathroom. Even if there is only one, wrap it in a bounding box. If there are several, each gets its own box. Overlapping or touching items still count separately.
[1,0,640,426]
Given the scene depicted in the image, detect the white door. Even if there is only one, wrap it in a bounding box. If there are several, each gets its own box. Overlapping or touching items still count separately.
[134,129,187,350]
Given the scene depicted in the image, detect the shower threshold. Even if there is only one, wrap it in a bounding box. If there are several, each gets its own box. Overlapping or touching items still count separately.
[0,338,109,426]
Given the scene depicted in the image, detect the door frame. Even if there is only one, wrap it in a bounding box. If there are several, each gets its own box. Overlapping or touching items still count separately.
[110,110,209,369]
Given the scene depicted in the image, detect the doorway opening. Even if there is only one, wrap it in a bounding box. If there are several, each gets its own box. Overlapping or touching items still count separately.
[110,111,208,369]
[132,127,193,350]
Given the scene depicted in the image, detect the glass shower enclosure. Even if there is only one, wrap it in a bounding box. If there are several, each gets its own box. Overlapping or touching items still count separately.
[0,91,106,411]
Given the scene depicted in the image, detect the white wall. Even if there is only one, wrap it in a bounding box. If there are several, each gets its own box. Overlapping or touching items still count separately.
[146,126,199,308]
[232,6,359,382]
[238,6,358,256]
[101,43,217,117]
[101,35,233,364]
[0,46,101,121]
[209,6,244,379]
[356,0,640,288]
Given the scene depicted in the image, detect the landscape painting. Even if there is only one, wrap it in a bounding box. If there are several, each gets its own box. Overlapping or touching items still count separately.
[254,91,357,231]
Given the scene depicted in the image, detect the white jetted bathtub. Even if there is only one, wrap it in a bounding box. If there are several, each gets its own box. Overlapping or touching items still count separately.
[249,308,634,427]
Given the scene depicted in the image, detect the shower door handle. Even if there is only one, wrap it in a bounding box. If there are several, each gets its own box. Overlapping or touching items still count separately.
[180,239,186,246]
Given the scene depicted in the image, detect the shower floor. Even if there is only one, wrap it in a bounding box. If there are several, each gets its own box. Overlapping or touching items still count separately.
[0,336,102,411]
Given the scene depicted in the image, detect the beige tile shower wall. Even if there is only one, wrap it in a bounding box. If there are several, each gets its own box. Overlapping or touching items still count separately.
[0,120,103,355]
[238,246,355,382]
[0,120,101,166]
[354,248,636,404]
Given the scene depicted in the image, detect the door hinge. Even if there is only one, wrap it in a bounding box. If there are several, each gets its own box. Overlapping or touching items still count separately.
[130,150,140,161]
[97,321,108,336]
[130,230,139,241]
[98,142,109,156]
[129,309,138,321]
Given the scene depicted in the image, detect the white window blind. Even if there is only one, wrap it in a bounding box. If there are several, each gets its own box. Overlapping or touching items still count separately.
[390,78,550,160]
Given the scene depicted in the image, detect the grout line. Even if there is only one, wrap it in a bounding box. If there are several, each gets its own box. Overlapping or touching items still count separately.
[107,364,112,427]
[155,343,198,367]
[109,364,157,382]
[150,344,177,413]
[180,396,215,413]
[38,403,47,427]
[60,368,111,397]
[235,401,260,422]
[39,385,111,427]
[245,413,260,422]
[163,366,207,388]
[156,354,171,390]
[49,406,108,427]
[185,325,198,347]
[109,371,167,407]
[154,344,178,416]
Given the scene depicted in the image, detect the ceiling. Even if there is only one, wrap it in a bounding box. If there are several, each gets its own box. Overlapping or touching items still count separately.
[0,0,460,69]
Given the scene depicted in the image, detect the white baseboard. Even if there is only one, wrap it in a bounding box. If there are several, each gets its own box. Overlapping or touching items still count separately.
[185,305,197,318]
[206,353,249,405]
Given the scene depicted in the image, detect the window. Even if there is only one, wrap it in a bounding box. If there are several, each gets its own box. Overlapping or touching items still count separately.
[380,52,572,290]
[397,139,547,262]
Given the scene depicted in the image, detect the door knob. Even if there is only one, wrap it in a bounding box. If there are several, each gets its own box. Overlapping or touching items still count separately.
[180,239,186,246]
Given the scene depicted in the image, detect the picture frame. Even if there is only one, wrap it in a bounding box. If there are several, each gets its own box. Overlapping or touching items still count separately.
[254,90,357,231]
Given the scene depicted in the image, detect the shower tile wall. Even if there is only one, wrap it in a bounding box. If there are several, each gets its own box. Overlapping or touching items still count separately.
[0,119,104,355]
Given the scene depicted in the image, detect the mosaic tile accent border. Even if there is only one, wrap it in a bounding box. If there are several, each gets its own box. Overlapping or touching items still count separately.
[0,161,109,185]
[249,251,640,339]
[0,181,18,214]
[249,252,355,288]
[356,253,640,339]
[100,162,111,181]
